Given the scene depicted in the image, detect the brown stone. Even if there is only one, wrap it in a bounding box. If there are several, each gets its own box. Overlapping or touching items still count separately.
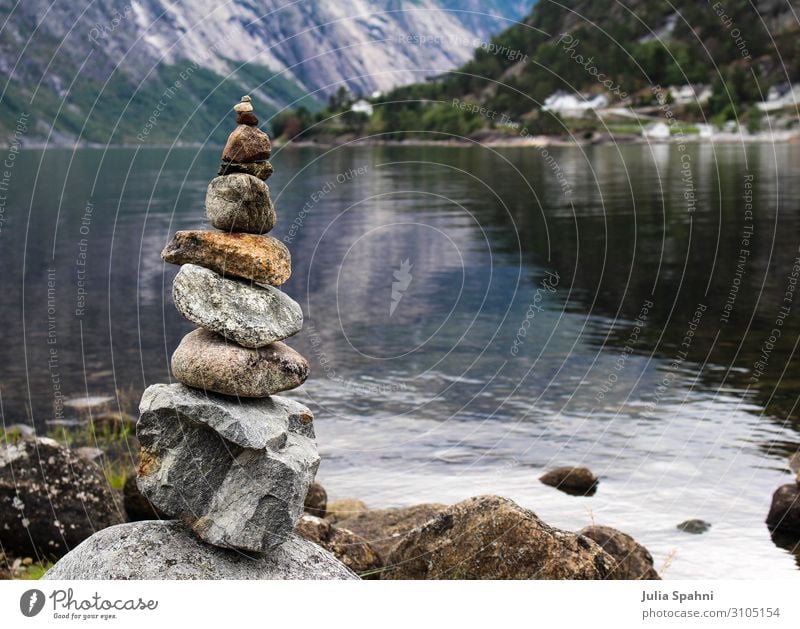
[325,498,369,523]
[766,484,800,536]
[171,328,309,397]
[384,495,616,579]
[296,515,382,577]
[161,230,291,285]
[222,124,271,163]
[218,161,273,180]
[580,525,660,580]
[236,111,259,126]
[304,482,328,518]
[539,466,598,496]
[336,503,446,563]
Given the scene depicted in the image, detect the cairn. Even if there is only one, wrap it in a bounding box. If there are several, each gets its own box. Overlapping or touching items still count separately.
[43,98,354,578]
[133,96,318,553]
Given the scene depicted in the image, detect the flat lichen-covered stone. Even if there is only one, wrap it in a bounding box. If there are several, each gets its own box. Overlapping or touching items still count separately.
[171,328,309,397]
[135,384,319,552]
[42,521,356,580]
[218,160,273,180]
[161,230,291,285]
[173,264,302,348]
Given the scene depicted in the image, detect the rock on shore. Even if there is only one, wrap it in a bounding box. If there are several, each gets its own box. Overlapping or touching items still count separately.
[384,495,616,579]
[43,521,357,580]
[580,525,660,579]
[0,437,123,558]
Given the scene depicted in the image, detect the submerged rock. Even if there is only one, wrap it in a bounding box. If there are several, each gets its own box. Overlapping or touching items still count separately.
[172,264,302,348]
[384,495,615,579]
[43,521,356,580]
[580,525,660,579]
[296,515,382,577]
[766,484,800,537]
[205,174,276,234]
[136,383,318,552]
[161,230,291,285]
[222,124,272,162]
[539,466,598,496]
[171,329,309,397]
[677,519,712,534]
[336,503,447,563]
[304,482,328,518]
[0,437,124,558]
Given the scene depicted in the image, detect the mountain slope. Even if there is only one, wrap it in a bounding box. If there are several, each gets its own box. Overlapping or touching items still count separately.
[366,0,800,135]
[0,0,532,144]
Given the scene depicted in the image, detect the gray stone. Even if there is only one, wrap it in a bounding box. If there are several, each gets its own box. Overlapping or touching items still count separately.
[218,160,273,180]
[136,383,319,552]
[205,174,276,234]
[171,329,309,397]
[677,519,711,534]
[43,521,357,580]
[0,437,124,558]
[138,383,314,450]
[172,264,302,348]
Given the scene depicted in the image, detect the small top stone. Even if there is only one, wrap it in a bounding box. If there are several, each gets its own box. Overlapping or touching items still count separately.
[234,95,254,113]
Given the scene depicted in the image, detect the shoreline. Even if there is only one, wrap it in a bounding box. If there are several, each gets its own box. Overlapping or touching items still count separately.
[10,130,800,151]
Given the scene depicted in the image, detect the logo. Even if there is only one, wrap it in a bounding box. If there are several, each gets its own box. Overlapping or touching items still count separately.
[390,259,413,316]
[20,589,45,617]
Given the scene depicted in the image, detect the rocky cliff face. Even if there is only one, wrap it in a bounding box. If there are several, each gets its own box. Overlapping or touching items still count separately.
[0,0,531,143]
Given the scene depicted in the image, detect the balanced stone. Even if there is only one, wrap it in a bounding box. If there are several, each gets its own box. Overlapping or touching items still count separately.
[161,230,291,285]
[206,173,276,233]
[136,383,319,552]
[234,102,254,113]
[222,125,271,162]
[43,521,356,580]
[173,264,302,348]
[218,160,273,179]
[137,383,313,449]
[171,328,309,397]
[236,111,259,126]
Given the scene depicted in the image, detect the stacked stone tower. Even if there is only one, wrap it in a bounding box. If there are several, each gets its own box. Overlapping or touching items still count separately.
[136,96,318,553]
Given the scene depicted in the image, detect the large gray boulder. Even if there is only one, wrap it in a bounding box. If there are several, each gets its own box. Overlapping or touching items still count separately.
[205,174,276,234]
[0,436,124,558]
[136,383,319,553]
[173,264,302,348]
[43,521,357,580]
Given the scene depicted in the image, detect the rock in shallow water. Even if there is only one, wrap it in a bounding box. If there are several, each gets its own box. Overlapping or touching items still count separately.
[206,174,276,234]
[43,521,356,580]
[580,525,660,580]
[161,230,291,285]
[539,466,598,496]
[384,495,616,579]
[222,124,271,162]
[0,437,124,558]
[171,329,309,397]
[136,383,318,552]
[766,484,800,537]
[173,264,302,348]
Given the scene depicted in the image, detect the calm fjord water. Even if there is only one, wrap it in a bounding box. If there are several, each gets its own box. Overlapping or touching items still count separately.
[1,143,799,578]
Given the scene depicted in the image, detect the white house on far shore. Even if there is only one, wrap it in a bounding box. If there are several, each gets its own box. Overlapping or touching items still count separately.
[542,91,609,118]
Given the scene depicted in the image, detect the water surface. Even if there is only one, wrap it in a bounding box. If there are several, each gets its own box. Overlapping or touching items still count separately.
[1,142,799,578]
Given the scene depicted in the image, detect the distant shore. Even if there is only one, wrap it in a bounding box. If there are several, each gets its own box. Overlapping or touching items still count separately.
[11,129,800,151]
